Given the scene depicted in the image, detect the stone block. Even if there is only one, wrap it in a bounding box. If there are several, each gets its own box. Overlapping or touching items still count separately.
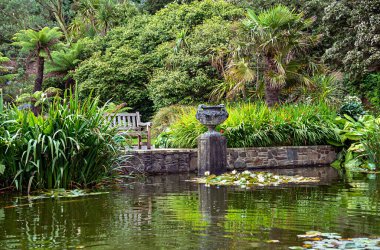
[234,160,247,169]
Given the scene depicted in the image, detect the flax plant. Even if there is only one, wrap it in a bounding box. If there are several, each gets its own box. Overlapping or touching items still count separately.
[0,91,119,192]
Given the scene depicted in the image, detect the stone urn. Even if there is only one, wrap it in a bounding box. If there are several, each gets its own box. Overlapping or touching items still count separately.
[196,104,229,176]
[196,104,229,133]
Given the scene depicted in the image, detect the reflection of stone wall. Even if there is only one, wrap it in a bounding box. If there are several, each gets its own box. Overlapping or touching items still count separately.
[123,146,337,174]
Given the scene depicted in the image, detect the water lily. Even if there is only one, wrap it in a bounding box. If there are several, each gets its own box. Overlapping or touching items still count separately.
[193,170,319,188]
[257,175,265,182]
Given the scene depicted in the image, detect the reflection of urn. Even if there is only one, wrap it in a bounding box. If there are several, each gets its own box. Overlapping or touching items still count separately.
[196,104,229,176]
[196,104,229,132]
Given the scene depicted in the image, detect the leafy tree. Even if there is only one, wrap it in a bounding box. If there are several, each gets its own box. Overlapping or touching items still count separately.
[322,0,380,78]
[12,27,63,93]
[0,0,55,55]
[149,17,238,108]
[74,0,243,115]
[46,42,83,92]
[235,5,321,106]
[35,0,75,42]
[69,0,138,38]
[74,46,153,116]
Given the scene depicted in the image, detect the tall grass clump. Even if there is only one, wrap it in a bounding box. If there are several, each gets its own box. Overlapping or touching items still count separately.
[151,105,194,137]
[155,102,339,148]
[0,91,119,191]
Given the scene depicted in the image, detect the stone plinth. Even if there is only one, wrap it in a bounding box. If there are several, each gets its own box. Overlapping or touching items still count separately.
[198,132,227,175]
[196,104,229,176]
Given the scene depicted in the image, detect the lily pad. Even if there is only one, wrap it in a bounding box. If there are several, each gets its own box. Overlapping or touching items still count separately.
[25,189,109,201]
[193,170,319,188]
[291,231,380,249]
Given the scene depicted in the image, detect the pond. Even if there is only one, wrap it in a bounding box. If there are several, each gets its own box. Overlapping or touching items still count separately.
[0,167,379,249]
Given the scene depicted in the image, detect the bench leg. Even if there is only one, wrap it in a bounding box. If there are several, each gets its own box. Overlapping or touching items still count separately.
[147,127,151,150]
[138,135,142,149]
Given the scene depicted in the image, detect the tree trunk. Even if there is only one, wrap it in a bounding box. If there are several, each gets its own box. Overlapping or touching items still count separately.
[34,56,44,92]
[264,56,281,107]
[32,55,44,115]
[65,77,76,94]
[264,84,280,107]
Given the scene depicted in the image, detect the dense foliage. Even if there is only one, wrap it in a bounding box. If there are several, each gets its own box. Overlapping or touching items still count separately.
[74,0,243,114]
[0,0,378,112]
[154,102,339,148]
[332,115,380,172]
[322,0,380,78]
[0,92,120,192]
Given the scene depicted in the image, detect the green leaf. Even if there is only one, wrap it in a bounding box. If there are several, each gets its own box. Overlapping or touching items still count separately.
[344,131,364,141]
[345,158,362,169]
[0,164,5,175]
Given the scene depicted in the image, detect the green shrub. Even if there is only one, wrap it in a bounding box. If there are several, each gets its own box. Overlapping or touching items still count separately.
[338,96,365,120]
[156,102,339,148]
[362,73,380,108]
[74,1,243,113]
[331,114,380,172]
[0,92,120,191]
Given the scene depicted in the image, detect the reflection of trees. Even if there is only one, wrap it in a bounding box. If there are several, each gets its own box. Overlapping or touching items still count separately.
[223,175,380,241]
[0,194,123,249]
[0,171,379,249]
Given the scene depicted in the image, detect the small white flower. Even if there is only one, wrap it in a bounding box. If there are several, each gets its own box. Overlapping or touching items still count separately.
[257,175,265,182]
[231,170,237,175]
[250,174,256,178]
[240,177,246,182]
[243,170,250,174]
[204,171,210,176]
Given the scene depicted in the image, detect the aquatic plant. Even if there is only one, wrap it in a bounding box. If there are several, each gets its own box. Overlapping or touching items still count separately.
[194,170,319,188]
[290,231,380,249]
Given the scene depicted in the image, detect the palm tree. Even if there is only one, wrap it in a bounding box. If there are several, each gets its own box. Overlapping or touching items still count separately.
[69,0,118,38]
[223,5,320,106]
[12,27,63,93]
[45,42,83,92]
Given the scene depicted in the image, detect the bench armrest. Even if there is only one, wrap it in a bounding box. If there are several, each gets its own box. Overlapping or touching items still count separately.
[139,122,152,127]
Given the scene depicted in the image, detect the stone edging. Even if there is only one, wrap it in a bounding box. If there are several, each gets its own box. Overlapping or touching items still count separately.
[121,145,337,174]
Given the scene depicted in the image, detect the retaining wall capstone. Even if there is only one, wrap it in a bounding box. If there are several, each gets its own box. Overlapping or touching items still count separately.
[122,146,337,174]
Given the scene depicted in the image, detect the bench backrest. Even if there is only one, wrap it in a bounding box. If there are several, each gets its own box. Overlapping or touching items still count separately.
[108,112,141,130]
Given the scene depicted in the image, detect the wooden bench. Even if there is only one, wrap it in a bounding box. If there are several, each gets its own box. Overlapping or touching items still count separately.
[107,112,152,149]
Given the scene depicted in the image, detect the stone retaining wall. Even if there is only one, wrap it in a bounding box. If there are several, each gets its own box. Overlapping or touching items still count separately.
[122,146,337,174]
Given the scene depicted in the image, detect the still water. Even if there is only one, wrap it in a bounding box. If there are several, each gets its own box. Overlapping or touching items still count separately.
[0,167,379,249]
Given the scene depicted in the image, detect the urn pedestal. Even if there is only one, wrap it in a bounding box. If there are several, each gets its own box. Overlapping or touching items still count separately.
[196,104,229,176]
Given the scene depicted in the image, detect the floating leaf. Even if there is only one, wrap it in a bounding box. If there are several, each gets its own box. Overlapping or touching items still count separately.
[193,171,319,188]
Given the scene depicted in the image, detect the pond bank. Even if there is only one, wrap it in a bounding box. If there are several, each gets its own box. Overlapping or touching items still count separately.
[122,145,337,174]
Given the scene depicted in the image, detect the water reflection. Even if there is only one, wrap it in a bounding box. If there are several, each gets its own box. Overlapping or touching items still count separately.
[0,167,379,249]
